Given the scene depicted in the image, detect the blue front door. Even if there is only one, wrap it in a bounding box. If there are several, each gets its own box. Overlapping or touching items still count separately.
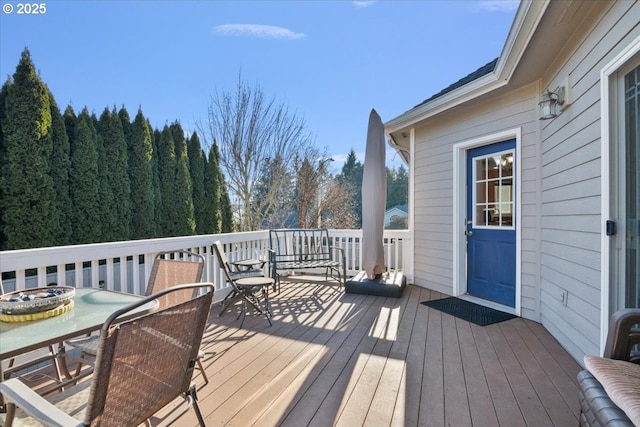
[466,140,516,307]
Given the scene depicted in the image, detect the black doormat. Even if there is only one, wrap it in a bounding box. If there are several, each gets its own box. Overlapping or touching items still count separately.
[421,297,517,326]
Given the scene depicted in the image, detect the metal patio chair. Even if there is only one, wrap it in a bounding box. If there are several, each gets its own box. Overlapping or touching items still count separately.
[67,250,210,384]
[213,240,272,327]
[0,282,214,427]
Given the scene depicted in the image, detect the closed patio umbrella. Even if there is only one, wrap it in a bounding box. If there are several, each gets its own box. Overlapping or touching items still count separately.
[344,108,406,297]
[361,109,386,280]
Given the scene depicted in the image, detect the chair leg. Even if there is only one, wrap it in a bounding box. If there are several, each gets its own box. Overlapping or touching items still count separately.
[238,295,247,328]
[4,402,16,426]
[196,358,208,385]
[189,386,207,427]
[4,345,64,384]
[73,350,95,379]
[262,288,272,326]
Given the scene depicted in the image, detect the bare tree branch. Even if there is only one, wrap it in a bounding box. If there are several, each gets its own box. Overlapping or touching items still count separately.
[201,75,312,231]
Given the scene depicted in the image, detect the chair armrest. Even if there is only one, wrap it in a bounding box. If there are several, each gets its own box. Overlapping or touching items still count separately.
[0,378,82,427]
[604,308,640,361]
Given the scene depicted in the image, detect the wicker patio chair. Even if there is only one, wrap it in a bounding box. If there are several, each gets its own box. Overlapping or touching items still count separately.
[213,240,272,327]
[577,308,640,426]
[67,250,209,384]
[0,282,214,427]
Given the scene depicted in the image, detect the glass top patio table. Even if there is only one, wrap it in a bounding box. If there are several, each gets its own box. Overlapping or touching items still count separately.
[0,288,157,360]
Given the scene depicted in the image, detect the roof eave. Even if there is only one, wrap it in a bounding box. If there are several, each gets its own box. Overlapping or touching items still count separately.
[385,73,505,134]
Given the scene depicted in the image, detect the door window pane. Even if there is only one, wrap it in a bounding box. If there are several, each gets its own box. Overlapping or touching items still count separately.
[476,158,488,180]
[473,150,515,228]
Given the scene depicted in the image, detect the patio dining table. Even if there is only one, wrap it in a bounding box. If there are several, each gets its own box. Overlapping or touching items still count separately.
[0,288,158,385]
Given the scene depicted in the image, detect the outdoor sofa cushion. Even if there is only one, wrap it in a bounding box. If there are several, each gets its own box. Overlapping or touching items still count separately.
[584,354,640,425]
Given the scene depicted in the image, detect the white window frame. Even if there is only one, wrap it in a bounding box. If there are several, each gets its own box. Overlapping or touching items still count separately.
[600,34,640,354]
[471,148,516,230]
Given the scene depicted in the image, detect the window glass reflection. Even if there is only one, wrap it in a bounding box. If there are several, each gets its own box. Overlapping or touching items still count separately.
[473,149,515,228]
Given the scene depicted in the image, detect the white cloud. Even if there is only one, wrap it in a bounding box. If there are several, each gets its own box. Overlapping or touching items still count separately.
[215,24,306,40]
[353,1,375,8]
[478,1,520,12]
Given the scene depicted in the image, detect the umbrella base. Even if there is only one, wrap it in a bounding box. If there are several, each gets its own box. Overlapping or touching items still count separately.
[345,270,406,298]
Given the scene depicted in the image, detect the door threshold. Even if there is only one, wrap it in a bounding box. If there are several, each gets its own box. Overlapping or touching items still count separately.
[458,294,517,316]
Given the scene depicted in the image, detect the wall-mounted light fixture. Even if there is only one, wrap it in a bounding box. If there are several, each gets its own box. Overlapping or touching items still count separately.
[539,86,566,120]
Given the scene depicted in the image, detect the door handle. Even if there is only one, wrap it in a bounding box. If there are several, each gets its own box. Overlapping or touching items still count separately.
[465,230,473,237]
[464,218,473,237]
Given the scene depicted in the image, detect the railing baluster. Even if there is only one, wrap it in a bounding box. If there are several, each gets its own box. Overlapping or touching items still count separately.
[0,230,410,294]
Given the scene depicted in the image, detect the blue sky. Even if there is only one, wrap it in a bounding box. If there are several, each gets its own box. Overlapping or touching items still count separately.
[0,0,518,171]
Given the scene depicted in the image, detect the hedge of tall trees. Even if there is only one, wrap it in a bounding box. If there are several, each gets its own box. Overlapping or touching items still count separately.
[0,49,232,250]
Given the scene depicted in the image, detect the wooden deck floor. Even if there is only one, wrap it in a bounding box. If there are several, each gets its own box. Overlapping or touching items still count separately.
[155,275,582,427]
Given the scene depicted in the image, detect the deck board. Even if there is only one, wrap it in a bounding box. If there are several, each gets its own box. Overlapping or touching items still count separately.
[162,276,581,427]
[364,281,420,426]
[422,297,445,427]
[457,319,499,427]
[471,322,527,427]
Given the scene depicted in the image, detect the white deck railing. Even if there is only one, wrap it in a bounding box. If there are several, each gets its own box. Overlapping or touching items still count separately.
[0,229,410,301]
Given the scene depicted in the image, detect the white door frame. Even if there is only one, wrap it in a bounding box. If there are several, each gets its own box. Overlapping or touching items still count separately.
[600,34,640,354]
[453,128,522,316]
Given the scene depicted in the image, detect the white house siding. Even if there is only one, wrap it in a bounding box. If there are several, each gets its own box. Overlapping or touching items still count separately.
[412,84,541,320]
[537,0,640,362]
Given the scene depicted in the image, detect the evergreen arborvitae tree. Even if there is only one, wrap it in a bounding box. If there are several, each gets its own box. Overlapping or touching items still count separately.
[214,144,234,233]
[170,122,195,236]
[151,127,162,237]
[118,106,132,153]
[0,79,10,249]
[98,107,130,241]
[202,143,222,234]
[128,109,155,239]
[93,112,111,242]
[220,182,234,233]
[156,125,178,236]
[119,107,133,206]
[187,132,206,234]
[47,93,72,245]
[63,105,76,148]
[69,108,101,244]
[0,49,56,249]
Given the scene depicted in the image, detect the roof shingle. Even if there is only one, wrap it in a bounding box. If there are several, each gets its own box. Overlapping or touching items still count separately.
[413,57,498,109]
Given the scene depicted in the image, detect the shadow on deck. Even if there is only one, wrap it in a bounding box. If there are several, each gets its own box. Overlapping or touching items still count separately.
[160,275,581,427]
